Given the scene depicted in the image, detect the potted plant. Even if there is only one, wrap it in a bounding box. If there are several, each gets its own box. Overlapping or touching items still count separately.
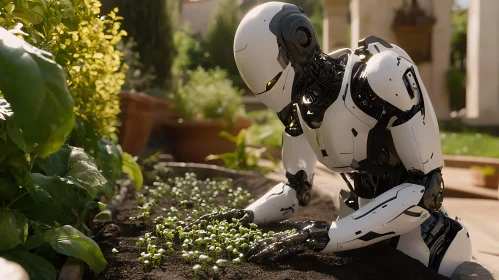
[206,129,278,173]
[470,165,499,189]
[118,38,177,156]
[166,67,252,163]
[392,0,436,64]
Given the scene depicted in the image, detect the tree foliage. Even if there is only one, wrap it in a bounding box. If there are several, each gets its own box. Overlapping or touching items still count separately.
[101,0,179,89]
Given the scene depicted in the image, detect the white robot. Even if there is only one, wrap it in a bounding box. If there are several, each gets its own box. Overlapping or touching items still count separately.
[190,2,472,277]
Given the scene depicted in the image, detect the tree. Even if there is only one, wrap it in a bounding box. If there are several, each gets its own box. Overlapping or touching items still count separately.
[205,0,242,86]
[101,0,180,89]
[450,7,467,70]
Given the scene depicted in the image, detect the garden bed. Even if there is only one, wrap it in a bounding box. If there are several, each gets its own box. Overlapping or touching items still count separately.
[90,164,447,280]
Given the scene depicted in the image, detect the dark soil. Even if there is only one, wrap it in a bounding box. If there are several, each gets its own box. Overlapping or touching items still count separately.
[89,175,449,280]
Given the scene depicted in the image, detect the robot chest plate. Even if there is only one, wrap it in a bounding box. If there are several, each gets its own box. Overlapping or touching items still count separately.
[296,100,372,172]
[295,67,380,171]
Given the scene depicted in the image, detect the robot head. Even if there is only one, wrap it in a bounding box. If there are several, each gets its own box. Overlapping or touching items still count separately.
[234,2,320,112]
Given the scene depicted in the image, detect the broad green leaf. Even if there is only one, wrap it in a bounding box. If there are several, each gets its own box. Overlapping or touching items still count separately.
[65,147,107,196]
[35,144,70,176]
[12,0,46,24]
[6,120,34,154]
[11,185,77,226]
[94,138,122,197]
[0,250,56,280]
[0,177,22,201]
[31,173,92,209]
[0,208,28,251]
[93,210,112,222]
[44,225,107,275]
[18,229,45,251]
[0,27,75,158]
[121,152,143,191]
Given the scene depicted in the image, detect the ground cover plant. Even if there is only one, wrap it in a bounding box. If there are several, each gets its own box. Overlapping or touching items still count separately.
[131,169,296,279]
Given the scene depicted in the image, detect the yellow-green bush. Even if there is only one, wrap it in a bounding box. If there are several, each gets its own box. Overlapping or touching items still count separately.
[0,0,127,139]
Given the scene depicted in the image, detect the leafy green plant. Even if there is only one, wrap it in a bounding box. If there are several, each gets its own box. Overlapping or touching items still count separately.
[0,4,144,277]
[246,110,284,149]
[0,28,109,276]
[206,129,277,173]
[447,68,466,111]
[0,0,127,140]
[470,165,497,177]
[117,37,156,93]
[172,67,244,121]
[171,23,214,91]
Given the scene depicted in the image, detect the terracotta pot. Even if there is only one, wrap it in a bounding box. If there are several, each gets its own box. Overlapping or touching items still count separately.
[145,95,179,134]
[165,117,253,163]
[118,91,154,156]
[470,170,499,190]
[393,24,433,63]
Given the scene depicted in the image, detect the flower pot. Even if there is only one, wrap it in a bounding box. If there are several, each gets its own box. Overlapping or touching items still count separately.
[118,91,154,156]
[165,117,253,163]
[470,170,499,190]
[393,24,433,64]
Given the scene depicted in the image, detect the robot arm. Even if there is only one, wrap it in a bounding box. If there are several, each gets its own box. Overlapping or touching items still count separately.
[245,105,318,224]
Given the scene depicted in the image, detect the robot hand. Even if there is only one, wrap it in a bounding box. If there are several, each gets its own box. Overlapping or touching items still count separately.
[246,220,330,262]
[183,209,254,232]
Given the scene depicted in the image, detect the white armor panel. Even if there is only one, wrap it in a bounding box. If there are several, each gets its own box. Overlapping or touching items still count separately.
[282,132,317,178]
[322,183,429,253]
[233,2,295,112]
[245,183,299,224]
[396,226,431,266]
[437,220,473,277]
[365,51,421,112]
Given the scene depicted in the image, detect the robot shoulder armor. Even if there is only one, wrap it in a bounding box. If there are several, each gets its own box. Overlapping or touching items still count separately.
[364,51,421,112]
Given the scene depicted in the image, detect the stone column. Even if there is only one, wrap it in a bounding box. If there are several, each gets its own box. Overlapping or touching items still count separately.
[429,0,452,120]
[465,0,499,125]
[322,0,350,53]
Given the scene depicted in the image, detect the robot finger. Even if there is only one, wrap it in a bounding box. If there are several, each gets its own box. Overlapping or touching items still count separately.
[279,220,315,231]
[268,243,309,262]
[247,232,308,262]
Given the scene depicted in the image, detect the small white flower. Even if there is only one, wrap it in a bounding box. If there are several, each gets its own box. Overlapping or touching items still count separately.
[193,264,202,271]
[111,248,119,254]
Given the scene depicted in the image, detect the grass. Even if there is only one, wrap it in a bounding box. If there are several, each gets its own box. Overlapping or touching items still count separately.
[440,130,499,158]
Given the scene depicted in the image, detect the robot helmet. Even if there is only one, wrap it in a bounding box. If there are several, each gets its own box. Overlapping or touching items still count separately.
[234,2,319,112]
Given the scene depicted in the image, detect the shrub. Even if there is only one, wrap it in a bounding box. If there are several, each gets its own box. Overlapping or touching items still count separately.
[171,24,214,89]
[105,0,179,89]
[0,0,127,140]
[0,2,143,276]
[172,67,244,121]
[205,0,242,87]
[447,68,466,111]
[470,165,497,176]
[117,37,156,93]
